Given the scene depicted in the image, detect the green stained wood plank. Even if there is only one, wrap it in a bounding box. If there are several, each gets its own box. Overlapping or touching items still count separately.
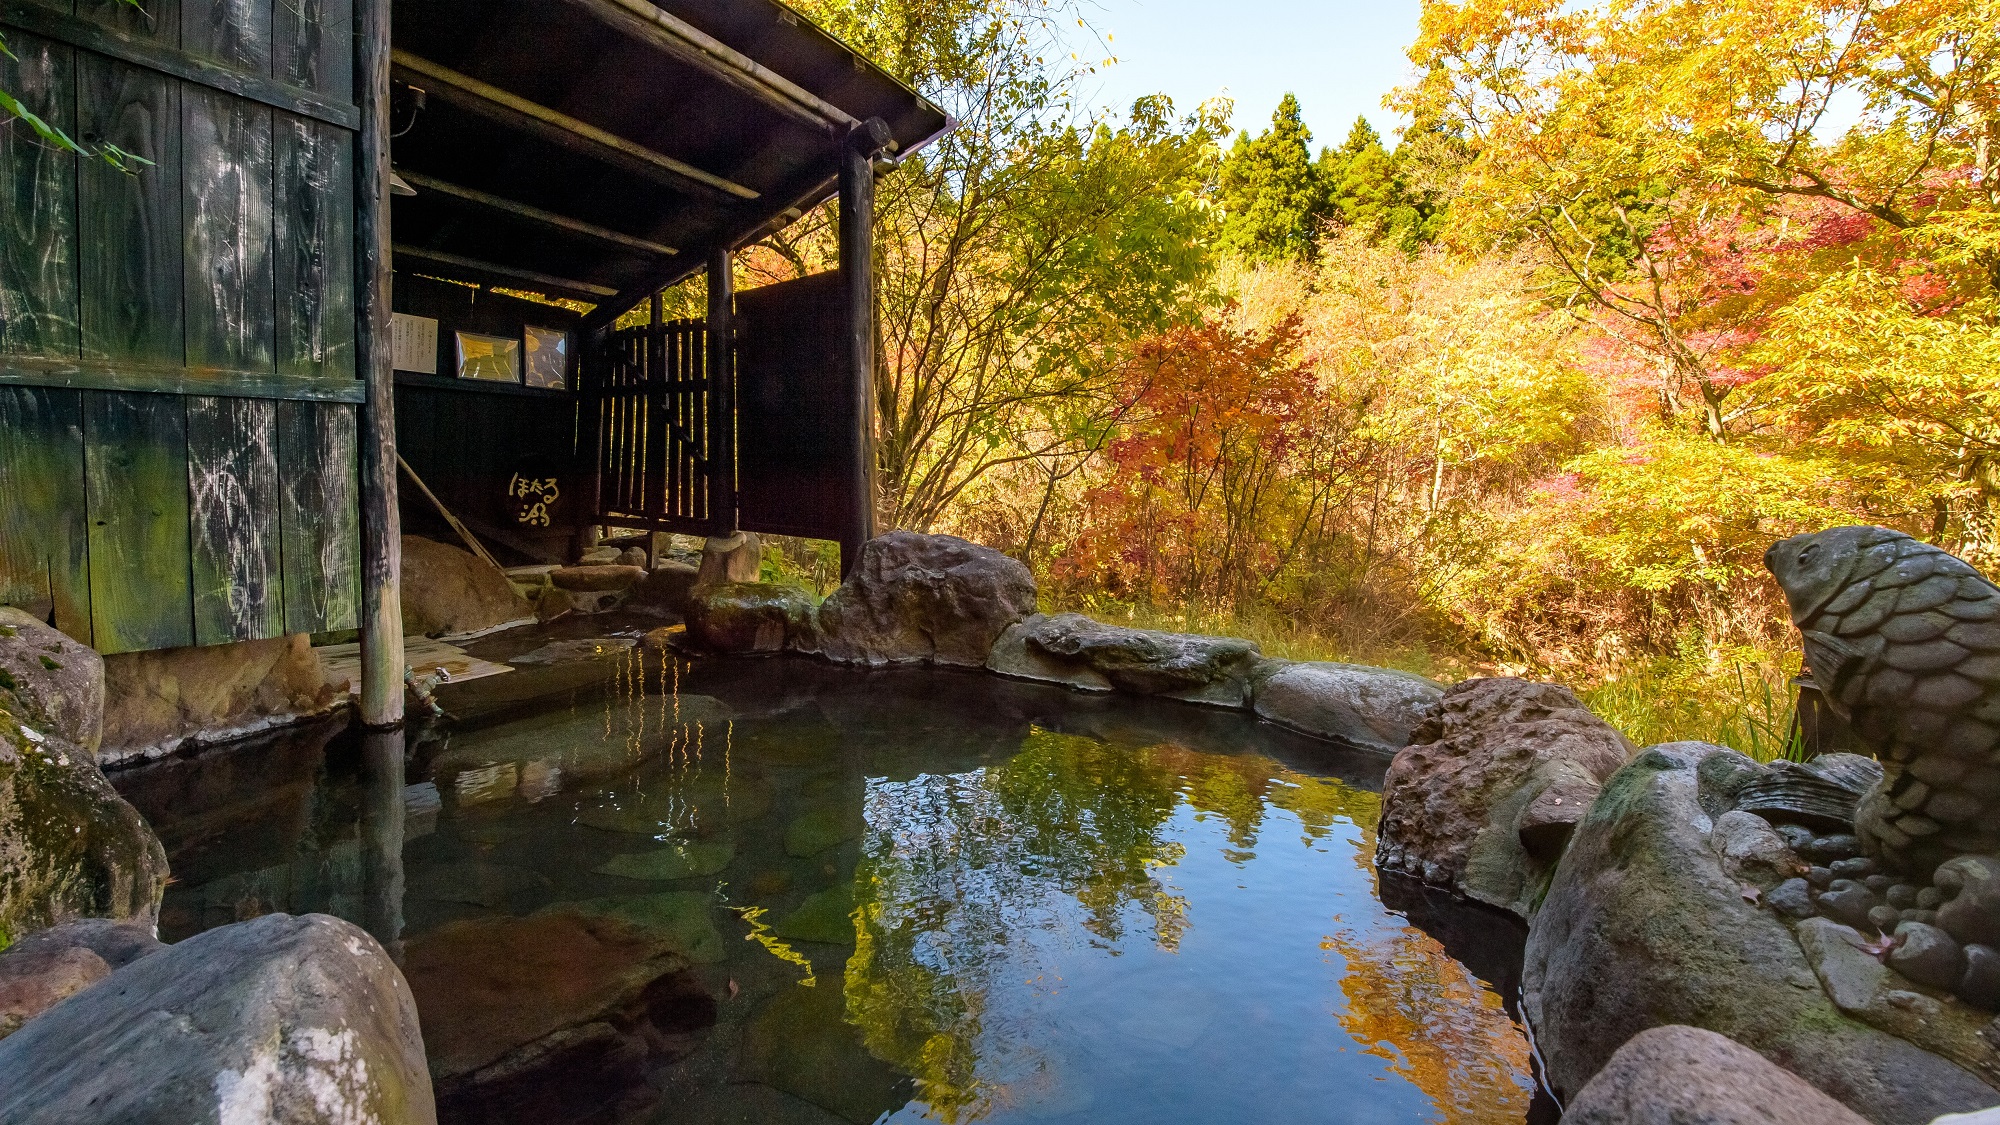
[2,0,359,128]
[76,0,182,47]
[183,84,275,372]
[278,399,358,633]
[273,0,350,98]
[84,390,194,654]
[274,111,353,379]
[1,353,364,401]
[77,53,183,366]
[0,32,80,359]
[179,0,271,76]
[0,387,91,641]
[186,395,283,643]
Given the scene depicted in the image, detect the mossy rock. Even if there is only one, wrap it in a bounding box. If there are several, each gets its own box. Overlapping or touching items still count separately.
[0,712,167,942]
[540,891,727,964]
[774,883,857,947]
[736,718,844,767]
[684,582,816,654]
[784,805,861,858]
[1525,742,1997,1123]
[595,841,735,882]
[736,981,911,1124]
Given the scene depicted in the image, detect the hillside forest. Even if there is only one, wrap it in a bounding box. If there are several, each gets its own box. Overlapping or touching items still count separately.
[676,0,2000,753]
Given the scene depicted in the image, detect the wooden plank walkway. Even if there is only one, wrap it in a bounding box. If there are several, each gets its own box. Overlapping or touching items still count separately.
[317,635,512,697]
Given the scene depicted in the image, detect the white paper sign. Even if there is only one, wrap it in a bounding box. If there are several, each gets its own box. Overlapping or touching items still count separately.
[392,313,439,374]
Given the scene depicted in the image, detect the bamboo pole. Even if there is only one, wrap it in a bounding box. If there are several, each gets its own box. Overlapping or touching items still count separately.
[397,455,507,577]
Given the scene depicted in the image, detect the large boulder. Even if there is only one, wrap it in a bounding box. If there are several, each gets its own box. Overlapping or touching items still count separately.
[100,634,342,767]
[1523,741,1997,1123]
[684,582,817,654]
[1563,1025,1870,1125]
[1374,678,1633,918]
[401,535,534,638]
[815,532,1037,667]
[1251,661,1443,752]
[1,709,167,945]
[1,607,104,751]
[0,917,163,1037]
[0,912,434,1124]
[985,613,1260,706]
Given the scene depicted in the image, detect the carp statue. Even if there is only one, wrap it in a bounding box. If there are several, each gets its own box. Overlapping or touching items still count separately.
[1765,525,2000,871]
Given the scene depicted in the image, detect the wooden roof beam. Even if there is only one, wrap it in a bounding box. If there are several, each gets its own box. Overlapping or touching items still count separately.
[392,244,620,299]
[560,0,859,136]
[394,171,680,257]
[390,51,760,203]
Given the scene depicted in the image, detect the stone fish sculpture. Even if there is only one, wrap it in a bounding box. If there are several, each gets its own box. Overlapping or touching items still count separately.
[1765,526,2000,870]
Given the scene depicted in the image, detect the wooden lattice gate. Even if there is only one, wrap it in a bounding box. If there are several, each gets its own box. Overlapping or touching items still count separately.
[585,318,723,535]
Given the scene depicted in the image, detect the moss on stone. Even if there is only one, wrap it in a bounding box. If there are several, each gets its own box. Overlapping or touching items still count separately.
[0,708,168,942]
[775,883,858,947]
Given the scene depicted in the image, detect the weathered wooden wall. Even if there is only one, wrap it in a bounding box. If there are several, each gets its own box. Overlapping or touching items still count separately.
[391,275,581,559]
[0,0,363,653]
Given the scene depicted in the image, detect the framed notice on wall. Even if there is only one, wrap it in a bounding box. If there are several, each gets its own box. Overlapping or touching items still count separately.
[524,326,568,389]
[456,331,521,383]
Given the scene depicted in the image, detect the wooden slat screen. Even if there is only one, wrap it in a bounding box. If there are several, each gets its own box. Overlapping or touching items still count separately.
[588,319,717,534]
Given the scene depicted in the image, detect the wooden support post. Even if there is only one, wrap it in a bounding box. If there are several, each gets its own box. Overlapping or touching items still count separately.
[355,0,404,728]
[582,326,607,560]
[706,248,736,536]
[359,726,407,956]
[838,121,890,577]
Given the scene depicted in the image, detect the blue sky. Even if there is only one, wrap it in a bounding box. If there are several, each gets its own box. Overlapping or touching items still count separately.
[1077,0,1426,149]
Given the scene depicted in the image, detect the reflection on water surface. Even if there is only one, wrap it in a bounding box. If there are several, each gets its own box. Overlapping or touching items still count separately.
[116,627,1549,1125]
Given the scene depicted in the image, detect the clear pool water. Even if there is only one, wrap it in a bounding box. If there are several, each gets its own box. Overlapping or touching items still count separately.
[116,621,1551,1125]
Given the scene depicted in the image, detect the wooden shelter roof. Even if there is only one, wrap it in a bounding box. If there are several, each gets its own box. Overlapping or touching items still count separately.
[387,0,949,326]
